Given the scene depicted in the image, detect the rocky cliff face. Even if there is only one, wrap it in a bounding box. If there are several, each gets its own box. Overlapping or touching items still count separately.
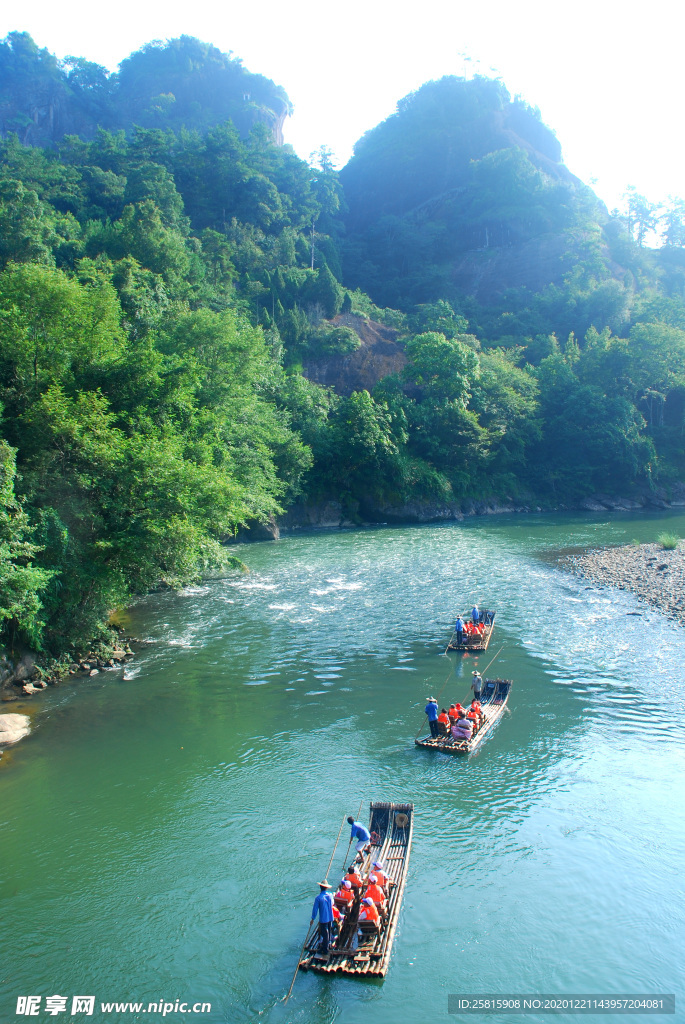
[449,230,586,302]
[301,314,406,395]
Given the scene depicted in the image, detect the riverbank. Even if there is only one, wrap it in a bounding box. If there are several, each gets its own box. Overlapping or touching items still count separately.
[236,483,685,540]
[562,542,685,625]
[0,639,134,709]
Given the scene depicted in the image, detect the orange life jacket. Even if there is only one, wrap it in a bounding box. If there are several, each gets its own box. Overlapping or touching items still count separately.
[364,883,386,904]
[437,712,450,725]
[336,887,355,904]
[344,872,362,889]
[373,870,389,888]
[359,902,380,924]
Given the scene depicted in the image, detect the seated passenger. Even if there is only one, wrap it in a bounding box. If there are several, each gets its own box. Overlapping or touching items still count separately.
[451,712,473,741]
[437,708,450,728]
[335,879,355,905]
[466,707,480,732]
[371,860,390,889]
[447,704,459,721]
[344,865,362,889]
[358,897,380,927]
[330,902,343,941]
[470,698,484,722]
[363,875,387,907]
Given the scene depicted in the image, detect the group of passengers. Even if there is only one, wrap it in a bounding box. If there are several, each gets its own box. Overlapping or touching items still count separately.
[310,817,392,954]
[424,674,486,744]
[454,605,494,645]
[310,858,391,954]
[335,858,391,928]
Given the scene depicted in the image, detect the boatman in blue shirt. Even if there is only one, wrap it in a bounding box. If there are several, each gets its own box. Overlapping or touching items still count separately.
[455,616,465,646]
[347,815,371,858]
[472,604,480,624]
[425,697,439,738]
[311,880,335,953]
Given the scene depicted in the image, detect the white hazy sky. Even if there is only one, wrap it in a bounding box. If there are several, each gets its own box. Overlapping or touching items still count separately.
[2,0,683,212]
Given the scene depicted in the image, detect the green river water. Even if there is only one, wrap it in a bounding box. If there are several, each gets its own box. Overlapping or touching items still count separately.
[2,512,684,1024]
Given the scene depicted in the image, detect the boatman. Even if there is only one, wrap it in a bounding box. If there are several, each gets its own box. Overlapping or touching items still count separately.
[471,671,483,699]
[311,880,335,953]
[347,816,371,857]
[424,697,439,738]
[472,603,480,624]
[455,616,465,645]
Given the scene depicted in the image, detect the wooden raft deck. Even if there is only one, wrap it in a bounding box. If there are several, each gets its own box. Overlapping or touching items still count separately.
[446,611,496,652]
[415,678,512,755]
[298,801,413,977]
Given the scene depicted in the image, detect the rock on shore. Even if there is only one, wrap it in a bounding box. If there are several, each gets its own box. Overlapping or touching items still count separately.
[563,543,685,625]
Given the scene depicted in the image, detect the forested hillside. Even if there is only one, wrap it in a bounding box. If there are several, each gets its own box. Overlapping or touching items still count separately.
[1,34,685,659]
[0,32,290,145]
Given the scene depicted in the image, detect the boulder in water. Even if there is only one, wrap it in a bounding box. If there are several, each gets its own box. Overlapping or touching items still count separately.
[0,713,30,746]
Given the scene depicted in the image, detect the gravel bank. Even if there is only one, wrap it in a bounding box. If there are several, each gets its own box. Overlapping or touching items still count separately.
[562,543,685,625]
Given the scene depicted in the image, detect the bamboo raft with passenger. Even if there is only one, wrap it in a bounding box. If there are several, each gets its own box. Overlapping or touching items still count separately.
[416,678,511,754]
[446,608,495,652]
[298,801,414,977]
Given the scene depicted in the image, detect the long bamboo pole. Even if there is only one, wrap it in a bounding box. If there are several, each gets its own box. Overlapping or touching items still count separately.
[283,928,314,1004]
[482,645,504,676]
[414,662,454,739]
[323,814,347,882]
[284,805,361,1004]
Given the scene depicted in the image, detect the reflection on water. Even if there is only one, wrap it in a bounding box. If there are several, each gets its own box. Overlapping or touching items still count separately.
[1,511,684,1024]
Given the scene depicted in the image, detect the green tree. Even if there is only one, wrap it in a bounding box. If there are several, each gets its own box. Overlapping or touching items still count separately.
[0,440,53,648]
[404,331,479,404]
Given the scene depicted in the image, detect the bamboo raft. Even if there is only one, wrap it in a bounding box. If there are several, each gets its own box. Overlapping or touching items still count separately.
[415,678,512,755]
[446,610,496,652]
[298,802,413,977]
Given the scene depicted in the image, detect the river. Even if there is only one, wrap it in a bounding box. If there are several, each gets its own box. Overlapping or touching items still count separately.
[2,511,684,1024]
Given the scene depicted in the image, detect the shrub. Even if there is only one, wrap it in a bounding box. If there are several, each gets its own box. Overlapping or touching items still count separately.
[657,532,679,550]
